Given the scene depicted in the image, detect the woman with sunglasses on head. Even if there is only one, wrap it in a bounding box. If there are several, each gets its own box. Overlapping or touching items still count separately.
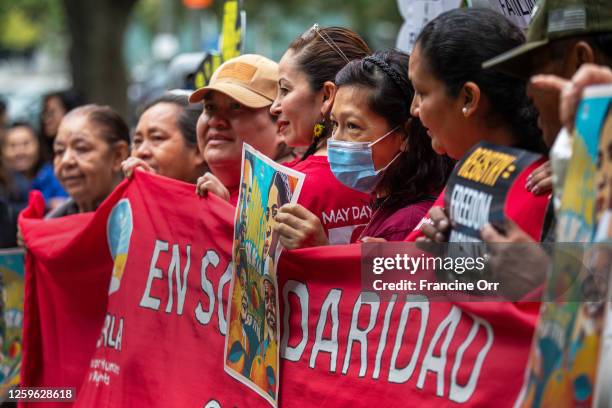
[270,25,375,248]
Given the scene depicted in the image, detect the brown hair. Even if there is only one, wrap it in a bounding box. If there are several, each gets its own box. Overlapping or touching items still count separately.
[64,104,130,146]
[288,26,371,159]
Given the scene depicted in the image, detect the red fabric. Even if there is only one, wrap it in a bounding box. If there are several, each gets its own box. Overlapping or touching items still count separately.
[405,159,550,242]
[288,155,371,244]
[229,186,240,206]
[277,245,538,407]
[19,172,540,407]
[19,185,127,406]
[73,174,258,407]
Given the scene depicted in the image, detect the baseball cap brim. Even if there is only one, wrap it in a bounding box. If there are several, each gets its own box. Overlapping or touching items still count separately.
[482,39,549,78]
[189,83,273,108]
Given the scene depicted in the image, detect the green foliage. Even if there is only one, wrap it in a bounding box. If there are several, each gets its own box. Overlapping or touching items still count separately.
[0,0,65,50]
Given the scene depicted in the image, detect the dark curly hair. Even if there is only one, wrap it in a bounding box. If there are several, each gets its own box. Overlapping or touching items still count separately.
[335,49,455,210]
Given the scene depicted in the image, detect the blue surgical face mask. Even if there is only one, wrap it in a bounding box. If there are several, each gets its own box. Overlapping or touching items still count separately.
[327,126,401,194]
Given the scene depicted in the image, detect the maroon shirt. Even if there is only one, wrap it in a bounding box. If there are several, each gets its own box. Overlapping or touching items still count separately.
[356,199,435,242]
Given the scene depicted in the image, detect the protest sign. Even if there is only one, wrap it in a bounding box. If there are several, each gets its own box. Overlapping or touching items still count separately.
[191,0,245,89]
[225,145,305,406]
[19,171,542,408]
[395,0,461,53]
[0,249,24,400]
[444,142,545,243]
[515,84,612,408]
[467,0,535,31]
[589,84,612,408]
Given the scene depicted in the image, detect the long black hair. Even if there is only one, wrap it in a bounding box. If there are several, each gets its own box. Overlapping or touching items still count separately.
[416,8,546,154]
[335,49,454,210]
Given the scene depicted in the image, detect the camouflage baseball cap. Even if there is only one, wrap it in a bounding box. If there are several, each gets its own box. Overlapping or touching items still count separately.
[483,0,612,76]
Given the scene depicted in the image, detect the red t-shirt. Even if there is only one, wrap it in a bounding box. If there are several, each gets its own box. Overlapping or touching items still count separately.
[286,155,372,244]
[404,158,550,242]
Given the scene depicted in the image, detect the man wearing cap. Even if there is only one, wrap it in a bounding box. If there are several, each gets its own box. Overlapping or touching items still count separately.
[479,0,612,245]
[483,0,612,147]
[192,54,293,205]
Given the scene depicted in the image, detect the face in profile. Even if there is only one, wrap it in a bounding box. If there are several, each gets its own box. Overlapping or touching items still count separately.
[239,266,249,323]
[133,102,203,183]
[270,49,324,147]
[526,47,574,148]
[263,183,280,259]
[2,126,40,175]
[263,278,277,340]
[53,113,126,208]
[408,44,479,160]
[43,96,67,138]
[596,112,612,217]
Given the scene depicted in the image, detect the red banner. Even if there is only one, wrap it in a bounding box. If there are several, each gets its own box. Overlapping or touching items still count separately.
[20,172,539,407]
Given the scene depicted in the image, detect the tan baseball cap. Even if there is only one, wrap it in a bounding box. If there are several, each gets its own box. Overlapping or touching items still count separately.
[189,54,279,108]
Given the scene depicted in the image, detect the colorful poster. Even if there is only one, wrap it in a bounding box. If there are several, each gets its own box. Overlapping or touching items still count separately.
[515,84,612,408]
[591,84,612,408]
[0,249,24,400]
[225,144,305,406]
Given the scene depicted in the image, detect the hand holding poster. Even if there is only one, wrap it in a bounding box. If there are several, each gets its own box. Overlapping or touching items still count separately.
[19,168,548,407]
[225,144,305,407]
[587,84,612,408]
[444,141,545,243]
[515,84,612,408]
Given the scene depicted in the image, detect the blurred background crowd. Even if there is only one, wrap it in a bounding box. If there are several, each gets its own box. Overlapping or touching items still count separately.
[0,0,403,247]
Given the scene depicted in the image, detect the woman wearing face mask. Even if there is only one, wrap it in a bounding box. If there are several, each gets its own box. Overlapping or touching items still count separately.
[326,50,454,242]
[270,26,374,248]
[121,92,208,184]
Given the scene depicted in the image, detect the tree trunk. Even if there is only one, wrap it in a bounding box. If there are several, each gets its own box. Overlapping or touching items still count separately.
[62,0,138,118]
